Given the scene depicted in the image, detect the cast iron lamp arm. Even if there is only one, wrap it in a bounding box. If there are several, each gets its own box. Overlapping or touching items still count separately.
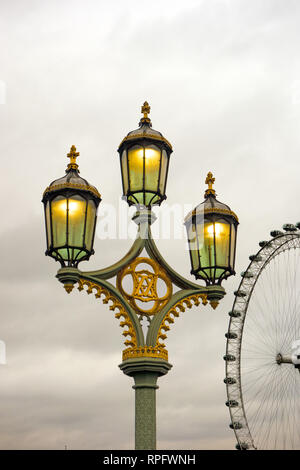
[74,219,147,281]
[145,223,205,290]
[145,221,226,299]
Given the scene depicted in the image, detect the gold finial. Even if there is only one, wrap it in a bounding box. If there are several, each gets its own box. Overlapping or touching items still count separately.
[139,101,152,125]
[67,145,79,171]
[205,171,216,197]
[142,101,150,118]
[64,283,74,294]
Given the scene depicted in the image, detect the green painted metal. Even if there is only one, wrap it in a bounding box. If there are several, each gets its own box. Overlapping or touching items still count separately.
[119,357,172,450]
[81,227,146,280]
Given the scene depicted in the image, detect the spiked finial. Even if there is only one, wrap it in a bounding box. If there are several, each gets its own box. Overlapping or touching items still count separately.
[67,145,79,171]
[139,101,152,126]
[204,171,216,197]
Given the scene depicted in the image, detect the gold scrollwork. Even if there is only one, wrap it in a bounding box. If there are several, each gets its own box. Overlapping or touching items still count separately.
[76,279,137,349]
[156,293,208,349]
[116,257,173,317]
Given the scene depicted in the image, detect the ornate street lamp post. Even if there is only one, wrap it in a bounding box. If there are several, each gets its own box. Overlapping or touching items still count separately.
[42,102,238,450]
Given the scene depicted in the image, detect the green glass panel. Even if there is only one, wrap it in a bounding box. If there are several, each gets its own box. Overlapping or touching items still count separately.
[230,224,236,268]
[71,248,86,261]
[187,223,199,272]
[145,193,155,206]
[85,200,96,251]
[67,195,86,248]
[199,221,216,271]
[159,150,168,194]
[121,150,129,194]
[128,145,144,192]
[214,219,230,268]
[51,196,67,248]
[57,247,69,260]
[144,145,161,191]
[150,194,160,205]
[144,191,161,207]
[45,201,51,249]
[76,250,87,260]
[215,268,225,278]
[128,192,144,205]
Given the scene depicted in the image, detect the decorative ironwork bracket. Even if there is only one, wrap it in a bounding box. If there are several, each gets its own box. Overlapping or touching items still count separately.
[56,208,225,362]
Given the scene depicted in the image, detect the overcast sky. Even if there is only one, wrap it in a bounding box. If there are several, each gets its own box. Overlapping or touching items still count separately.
[1,0,300,450]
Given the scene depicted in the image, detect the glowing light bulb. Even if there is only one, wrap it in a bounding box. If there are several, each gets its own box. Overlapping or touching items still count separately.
[145,148,157,159]
[57,200,81,216]
[68,200,80,214]
[207,223,223,237]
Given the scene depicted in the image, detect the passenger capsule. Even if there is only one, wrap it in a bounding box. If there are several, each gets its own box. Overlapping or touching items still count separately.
[224,377,236,385]
[236,442,249,450]
[230,422,243,430]
[225,332,238,339]
[283,223,297,232]
[228,310,241,317]
[270,230,283,237]
[241,271,254,278]
[223,354,236,361]
[226,400,239,407]
[249,254,262,261]
[234,290,247,297]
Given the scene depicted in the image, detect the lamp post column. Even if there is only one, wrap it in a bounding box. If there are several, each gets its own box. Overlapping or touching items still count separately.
[119,358,172,450]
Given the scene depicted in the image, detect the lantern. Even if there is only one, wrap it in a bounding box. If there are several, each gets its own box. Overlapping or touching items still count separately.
[42,145,101,267]
[184,172,238,285]
[118,101,172,207]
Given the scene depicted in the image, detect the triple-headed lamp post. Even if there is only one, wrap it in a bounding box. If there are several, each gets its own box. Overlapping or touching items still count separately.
[42,102,238,450]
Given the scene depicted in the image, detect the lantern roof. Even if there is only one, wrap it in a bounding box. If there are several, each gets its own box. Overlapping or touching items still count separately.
[118,101,173,151]
[42,145,101,201]
[184,172,239,224]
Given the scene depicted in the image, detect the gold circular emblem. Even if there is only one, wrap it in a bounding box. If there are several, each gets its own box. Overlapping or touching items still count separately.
[116,257,172,316]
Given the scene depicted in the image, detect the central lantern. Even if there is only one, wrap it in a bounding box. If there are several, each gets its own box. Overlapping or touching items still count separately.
[118,101,173,207]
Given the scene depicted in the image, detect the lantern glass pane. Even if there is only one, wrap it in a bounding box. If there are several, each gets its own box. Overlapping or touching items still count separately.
[45,200,51,249]
[199,221,215,280]
[51,195,67,247]
[67,195,86,247]
[121,150,129,194]
[187,222,200,272]
[85,199,96,251]
[159,150,168,194]
[213,219,230,267]
[230,223,236,268]
[73,248,86,261]
[144,145,161,191]
[128,145,144,192]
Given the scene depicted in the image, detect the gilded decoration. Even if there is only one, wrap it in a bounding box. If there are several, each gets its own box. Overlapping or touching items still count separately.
[76,278,137,349]
[116,257,173,317]
[156,293,208,349]
[43,182,101,199]
[67,145,80,171]
[122,346,168,362]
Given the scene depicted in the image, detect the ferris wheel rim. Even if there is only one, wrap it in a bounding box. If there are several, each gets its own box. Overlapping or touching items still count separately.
[225,228,300,450]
